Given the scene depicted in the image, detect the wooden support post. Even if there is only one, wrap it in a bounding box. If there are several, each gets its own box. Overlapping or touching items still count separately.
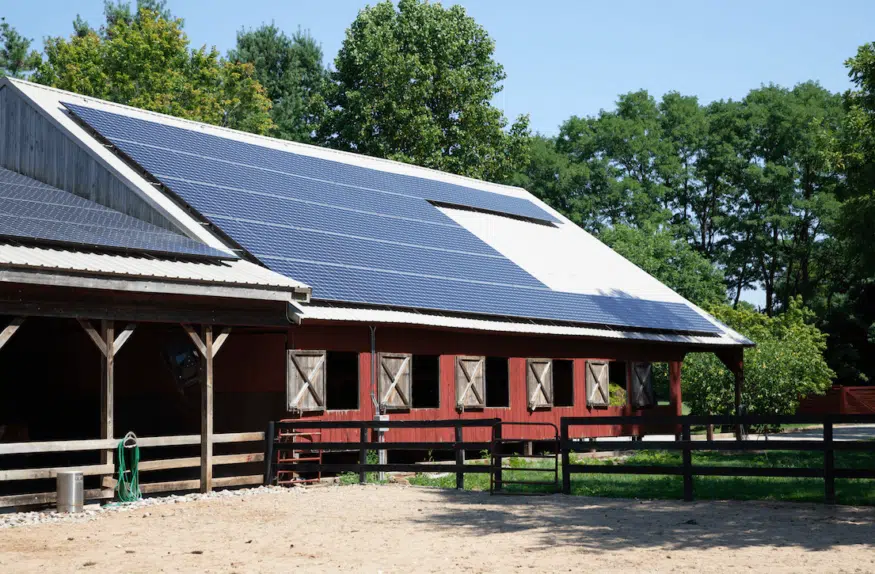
[264,420,275,486]
[202,326,213,493]
[359,428,368,484]
[183,325,230,494]
[100,320,114,466]
[682,422,693,502]
[493,424,503,492]
[824,417,835,504]
[454,426,464,490]
[734,363,745,441]
[77,319,135,474]
[669,361,683,439]
[561,419,571,495]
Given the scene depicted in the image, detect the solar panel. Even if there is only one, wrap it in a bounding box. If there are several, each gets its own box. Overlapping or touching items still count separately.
[0,167,233,259]
[64,103,721,334]
[64,102,559,224]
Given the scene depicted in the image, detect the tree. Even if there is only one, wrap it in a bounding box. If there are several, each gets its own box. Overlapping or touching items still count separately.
[600,224,726,307]
[35,4,273,135]
[0,18,41,78]
[682,298,834,416]
[318,0,530,182]
[229,24,327,142]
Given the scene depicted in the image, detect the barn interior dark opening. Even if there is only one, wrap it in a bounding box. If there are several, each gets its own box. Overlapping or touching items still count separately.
[412,354,440,408]
[485,357,510,407]
[326,351,358,410]
[553,359,574,407]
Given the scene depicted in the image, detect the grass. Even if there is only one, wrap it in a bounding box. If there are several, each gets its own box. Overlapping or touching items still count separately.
[403,450,875,506]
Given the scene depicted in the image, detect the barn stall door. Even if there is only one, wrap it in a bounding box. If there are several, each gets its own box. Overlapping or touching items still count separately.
[526,358,553,410]
[455,356,485,409]
[287,350,326,412]
[630,362,656,409]
[586,361,610,407]
[378,353,412,410]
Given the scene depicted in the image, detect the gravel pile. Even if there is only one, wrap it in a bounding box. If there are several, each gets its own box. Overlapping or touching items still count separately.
[0,485,301,529]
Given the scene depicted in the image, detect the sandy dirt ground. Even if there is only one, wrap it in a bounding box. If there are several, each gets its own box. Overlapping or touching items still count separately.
[1,484,874,573]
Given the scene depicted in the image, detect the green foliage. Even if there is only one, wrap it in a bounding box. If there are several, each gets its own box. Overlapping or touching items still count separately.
[318,0,530,182]
[682,298,834,416]
[608,383,627,407]
[0,18,42,78]
[601,224,726,307]
[229,24,327,142]
[35,6,273,134]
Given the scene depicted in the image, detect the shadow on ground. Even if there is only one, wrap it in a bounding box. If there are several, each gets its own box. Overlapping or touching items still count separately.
[410,487,875,553]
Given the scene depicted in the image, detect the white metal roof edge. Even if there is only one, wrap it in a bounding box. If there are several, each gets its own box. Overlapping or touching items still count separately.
[299,305,751,348]
[2,79,234,253]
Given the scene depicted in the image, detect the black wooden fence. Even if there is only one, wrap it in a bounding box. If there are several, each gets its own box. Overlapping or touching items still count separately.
[561,413,875,503]
[265,419,500,489]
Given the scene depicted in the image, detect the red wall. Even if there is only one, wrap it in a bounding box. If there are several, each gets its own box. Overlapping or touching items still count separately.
[216,323,685,442]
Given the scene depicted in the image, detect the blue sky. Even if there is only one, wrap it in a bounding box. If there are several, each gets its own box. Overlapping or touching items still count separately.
[7,0,875,136]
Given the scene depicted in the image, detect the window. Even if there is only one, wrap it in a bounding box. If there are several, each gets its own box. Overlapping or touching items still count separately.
[608,361,628,407]
[485,357,510,407]
[326,351,358,410]
[412,355,440,408]
[553,360,574,407]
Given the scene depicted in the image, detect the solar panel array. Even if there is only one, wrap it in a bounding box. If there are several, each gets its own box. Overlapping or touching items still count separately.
[0,166,232,259]
[64,102,721,334]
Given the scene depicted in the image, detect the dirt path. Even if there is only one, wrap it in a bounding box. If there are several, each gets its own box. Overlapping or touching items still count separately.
[1,484,874,573]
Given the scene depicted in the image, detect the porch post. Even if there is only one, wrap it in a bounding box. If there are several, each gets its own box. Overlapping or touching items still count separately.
[734,357,745,441]
[100,320,114,466]
[202,326,214,493]
[669,361,683,439]
[184,325,230,493]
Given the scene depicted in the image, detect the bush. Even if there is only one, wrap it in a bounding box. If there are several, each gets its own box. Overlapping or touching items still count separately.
[609,383,627,407]
[683,297,834,416]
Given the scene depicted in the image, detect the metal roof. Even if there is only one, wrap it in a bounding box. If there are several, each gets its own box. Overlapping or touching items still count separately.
[299,303,753,347]
[0,242,310,301]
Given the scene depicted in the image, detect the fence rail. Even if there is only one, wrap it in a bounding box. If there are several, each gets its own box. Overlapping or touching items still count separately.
[0,431,264,508]
[265,419,501,489]
[561,413,875,503]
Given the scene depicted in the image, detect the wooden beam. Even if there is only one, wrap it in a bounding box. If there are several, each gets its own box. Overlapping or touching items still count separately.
[0,316,24,351]
[212,327,231,357]
[0,463,114,482]
[201,326,213,493]
[183,324,207,356]
[77,318,107,357]
[137,453,264,473]
[100,320,114,467]
[112,323,136,356]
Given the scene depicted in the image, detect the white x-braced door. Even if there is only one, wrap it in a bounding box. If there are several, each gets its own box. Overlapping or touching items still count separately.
[455,356,485,409]
[287,350,327,412]
[378,352,412,410]
[527,358,553,410]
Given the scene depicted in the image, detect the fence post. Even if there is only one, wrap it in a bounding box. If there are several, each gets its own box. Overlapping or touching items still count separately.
[824,417,835,504]
[561,419,571,495]
[493,423,503,491]
[682,422,693,502]
[455,425,464,489]
[359,427,368,484]
[263,420,275,486]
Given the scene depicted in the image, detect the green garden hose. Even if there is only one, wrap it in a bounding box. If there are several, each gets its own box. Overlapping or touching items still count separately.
[115,431,141,502]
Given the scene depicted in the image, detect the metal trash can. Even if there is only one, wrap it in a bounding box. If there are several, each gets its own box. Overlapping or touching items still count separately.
[56,471,84,513]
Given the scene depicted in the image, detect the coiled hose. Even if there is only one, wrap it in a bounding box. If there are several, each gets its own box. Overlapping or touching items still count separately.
[115,431,141,502]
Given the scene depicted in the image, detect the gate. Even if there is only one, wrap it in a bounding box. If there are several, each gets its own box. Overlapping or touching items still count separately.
[490,422,559,495]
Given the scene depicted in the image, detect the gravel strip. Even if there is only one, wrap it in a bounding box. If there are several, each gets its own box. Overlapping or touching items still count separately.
[0,485,301,529]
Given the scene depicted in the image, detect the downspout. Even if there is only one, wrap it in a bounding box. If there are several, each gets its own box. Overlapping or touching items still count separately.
[369,325,379,412]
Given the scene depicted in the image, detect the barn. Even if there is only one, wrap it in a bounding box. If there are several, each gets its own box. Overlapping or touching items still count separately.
[0,78,751,502]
